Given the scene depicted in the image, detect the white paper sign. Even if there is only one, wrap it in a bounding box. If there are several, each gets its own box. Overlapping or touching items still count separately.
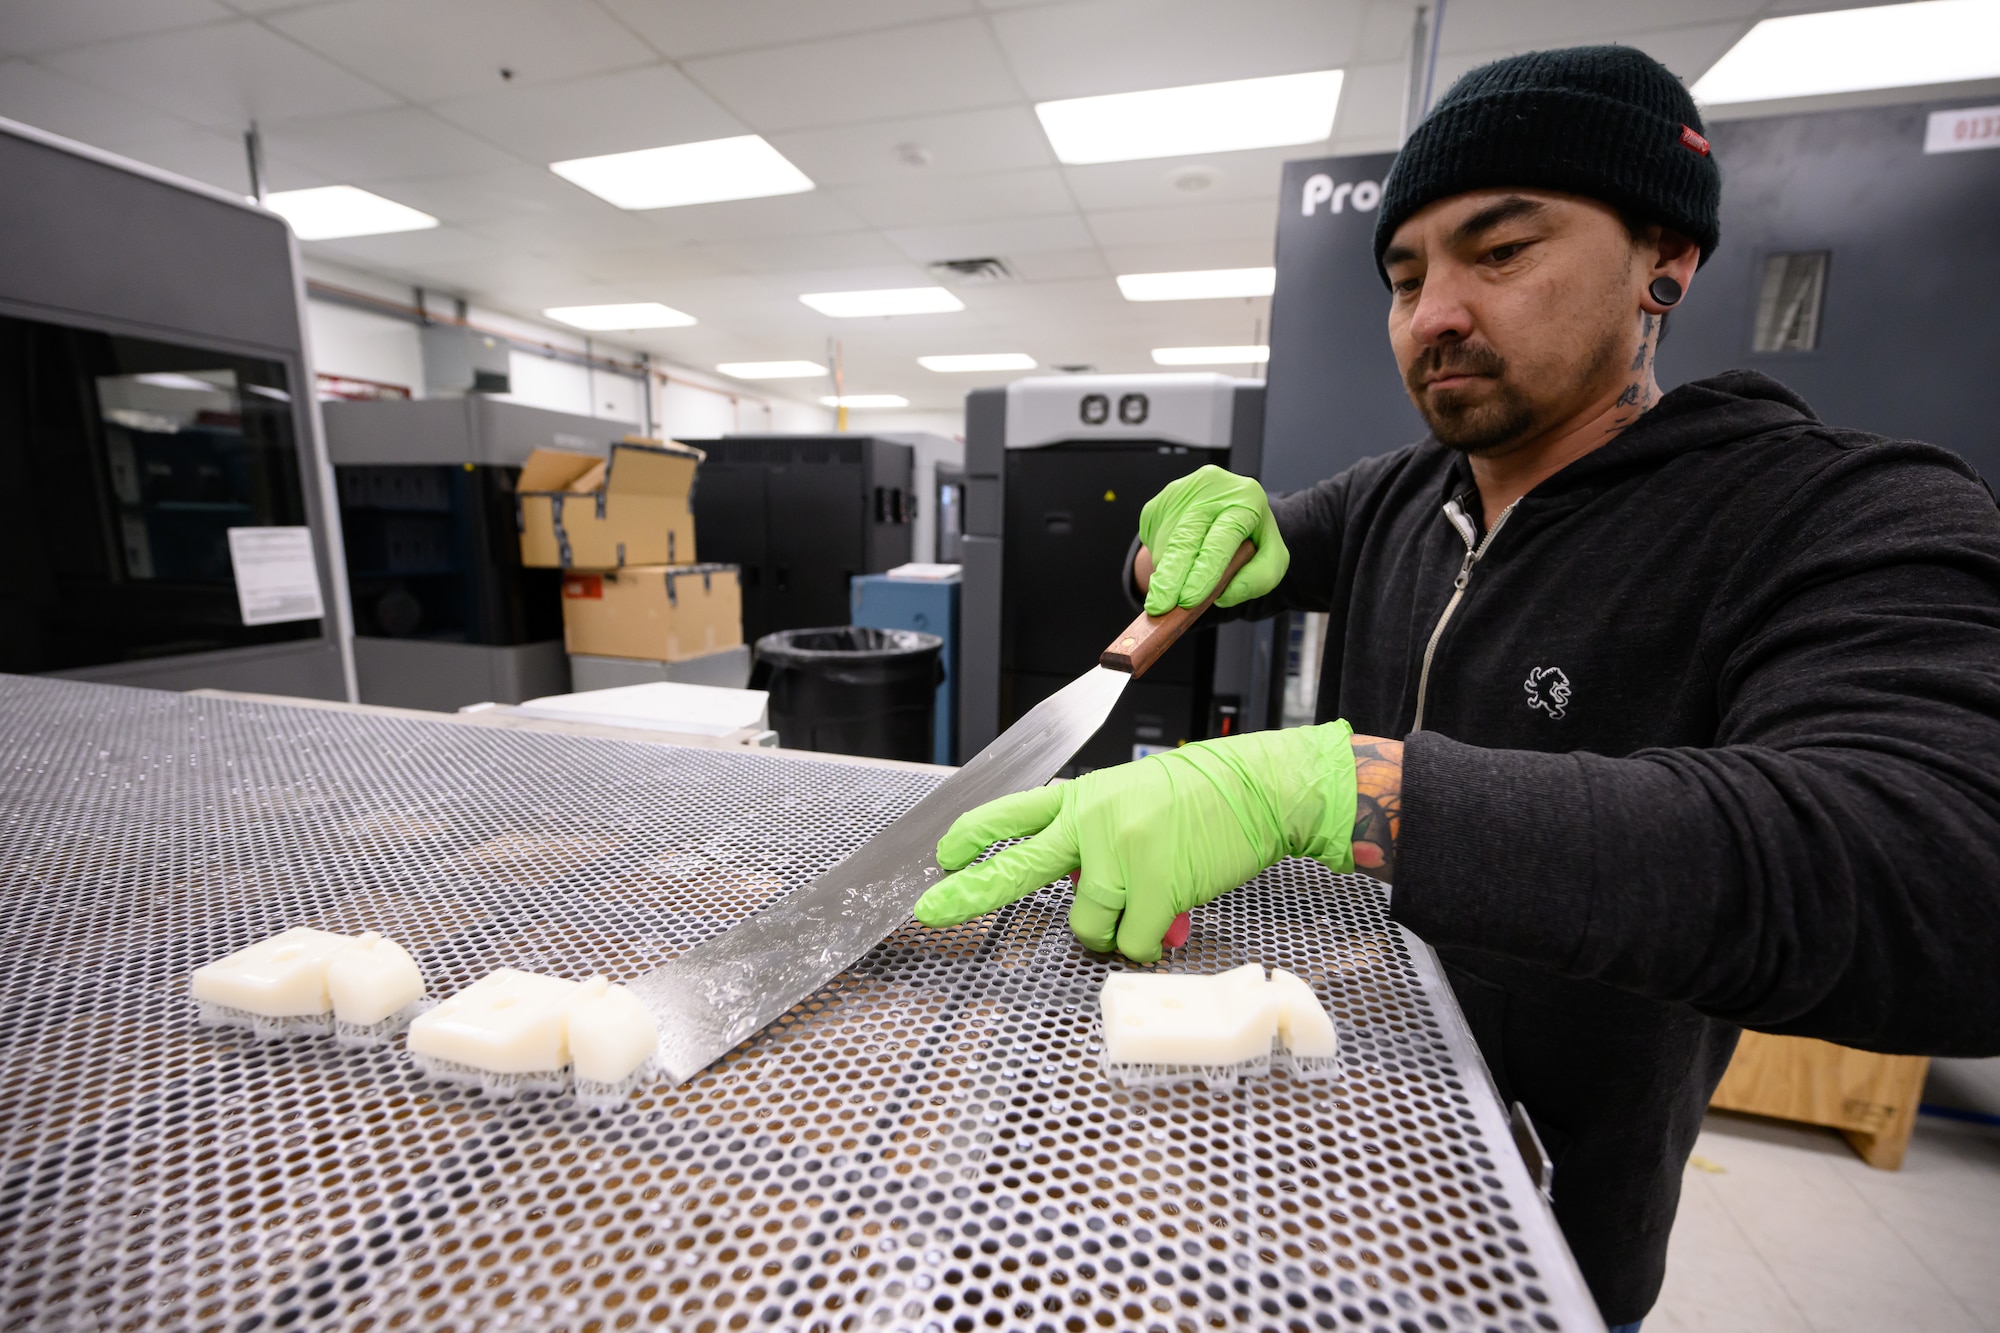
[1925,104,2000,154]
[227,527,325,626]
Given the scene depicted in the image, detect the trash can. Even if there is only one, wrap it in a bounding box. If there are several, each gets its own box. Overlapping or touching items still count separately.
[753,626,945,762]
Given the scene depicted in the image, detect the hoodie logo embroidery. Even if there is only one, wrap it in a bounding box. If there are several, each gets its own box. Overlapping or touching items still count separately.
[1524,666,1571,720]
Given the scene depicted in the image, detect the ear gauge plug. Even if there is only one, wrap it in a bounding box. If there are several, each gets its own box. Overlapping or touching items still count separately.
[1649,276,1684,307]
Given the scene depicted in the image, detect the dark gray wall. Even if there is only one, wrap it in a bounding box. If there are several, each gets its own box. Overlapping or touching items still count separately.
[1262,152,1421,495]
[1261,101,2000,497]
[1658,98,2000,484]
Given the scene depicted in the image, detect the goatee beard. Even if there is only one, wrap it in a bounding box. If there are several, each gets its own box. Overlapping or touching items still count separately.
[1405,341,1536,456]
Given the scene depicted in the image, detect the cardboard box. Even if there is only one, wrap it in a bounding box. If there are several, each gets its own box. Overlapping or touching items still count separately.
[560,563,743,662]
[517,437,703,569]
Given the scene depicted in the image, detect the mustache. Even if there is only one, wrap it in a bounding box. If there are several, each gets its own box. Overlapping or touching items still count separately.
[1406,342,1506,392]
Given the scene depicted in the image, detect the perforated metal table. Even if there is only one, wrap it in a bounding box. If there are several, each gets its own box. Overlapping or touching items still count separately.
[0,675,1601,1333]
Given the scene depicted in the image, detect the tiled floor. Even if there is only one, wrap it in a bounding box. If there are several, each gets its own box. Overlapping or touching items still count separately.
[1648,1112,2000,1332]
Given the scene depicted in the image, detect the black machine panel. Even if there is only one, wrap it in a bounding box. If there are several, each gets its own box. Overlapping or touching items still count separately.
[335,464,560,646]
[0,311,318,674]
[686,435,914,643]
[1001,443,1224,772]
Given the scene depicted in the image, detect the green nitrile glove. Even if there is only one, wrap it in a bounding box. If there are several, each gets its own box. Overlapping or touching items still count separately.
[913,721,1357,962]
[1138,464,1289,617]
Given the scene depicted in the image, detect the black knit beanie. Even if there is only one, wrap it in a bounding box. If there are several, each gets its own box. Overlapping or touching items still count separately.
[1372,45,1721,284]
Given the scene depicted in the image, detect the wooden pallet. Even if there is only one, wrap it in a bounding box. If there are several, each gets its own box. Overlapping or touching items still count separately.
[1710,1031,1930,1169]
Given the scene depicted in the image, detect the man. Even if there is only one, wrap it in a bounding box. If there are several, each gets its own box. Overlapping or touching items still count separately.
[912,45,2000,1328]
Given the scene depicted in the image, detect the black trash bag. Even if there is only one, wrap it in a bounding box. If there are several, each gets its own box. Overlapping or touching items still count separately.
[751,626,945,763]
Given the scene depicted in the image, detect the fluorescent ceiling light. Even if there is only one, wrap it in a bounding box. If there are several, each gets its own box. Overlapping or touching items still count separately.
[821,394,909,409]
[262,185,438,240]
[1152,345,1271,365]
[543,302,696,331]
[799,287,964,318]
[1692,0,2000,103]
[551,135,814,210]
[717,360,826,380]
[1117,267,1276,302]
[1036,69,1343,164]
[918,353,1037,373]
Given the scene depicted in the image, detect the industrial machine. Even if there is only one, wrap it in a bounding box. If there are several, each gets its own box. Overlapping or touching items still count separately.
[958,373,1273,769]
[324,397,636,710]
[682,434,914,643]
[0,117,349,698]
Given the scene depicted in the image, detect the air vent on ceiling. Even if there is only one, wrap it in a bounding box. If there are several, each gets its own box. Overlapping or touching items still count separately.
[926,257,1016,285]
[1052,363,1098,374]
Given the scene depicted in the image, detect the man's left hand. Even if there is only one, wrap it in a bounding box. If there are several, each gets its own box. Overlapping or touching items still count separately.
[913,722,1363,962]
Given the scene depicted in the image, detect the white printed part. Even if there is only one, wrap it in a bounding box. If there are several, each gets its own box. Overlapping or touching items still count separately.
[407,969,579,1075]
[1267,968,1339,1059]
[1100,963,1277,1067]
[325,932,426,1026]
[1100,964,1340,1069]
[566,976,659,1084]
[191,927,353,1018]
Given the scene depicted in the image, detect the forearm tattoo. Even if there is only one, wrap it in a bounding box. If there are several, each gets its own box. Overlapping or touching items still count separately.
[1350,736,1404,884]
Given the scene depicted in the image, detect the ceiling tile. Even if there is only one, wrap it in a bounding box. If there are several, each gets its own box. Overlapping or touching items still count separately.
[768,105,1053,186]
[219,0,341,14]
[1004,248,1111,281]
[959,276,1129,319]
[1606,21,1751,87]
[570,245,750,284]
[463,202,672,253]
[1330,60,1406,147]
[410,253,597,303]
[1354,0,1424,64]
[636,191,872,243]
[836,166,1074,228]
[1436,0,1761,56]
[989,0,1363,101]
[1086,197,1278,247]
[305,224,507,268]
[42,19,399,127]
[1060,146,1298,212]
[1097,239,1280,274]
[687,230,913,274]
[682,18,1020,131]
[1418,23,1760,101]
[0,0,229,57]
[883,213,1094,262]
[364,164,579,225]
[264,107,518,180]
[431,64,745,163]
[93,122,289,192]
[269,0,653,103]
[750,263,935,296]
[0,58,195,147]
[599,0,975,60]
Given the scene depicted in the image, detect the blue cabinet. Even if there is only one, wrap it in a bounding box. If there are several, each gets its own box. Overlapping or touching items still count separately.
[850,572,959,766]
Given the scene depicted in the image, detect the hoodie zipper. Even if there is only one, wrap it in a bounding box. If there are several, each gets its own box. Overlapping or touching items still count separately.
[1412,495,1518,732]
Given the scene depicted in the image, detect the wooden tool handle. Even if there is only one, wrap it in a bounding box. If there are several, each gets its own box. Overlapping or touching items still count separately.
[1100,540,1256,677]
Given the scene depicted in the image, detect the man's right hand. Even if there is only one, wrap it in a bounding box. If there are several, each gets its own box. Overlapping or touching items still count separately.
[1137,464,1289,616]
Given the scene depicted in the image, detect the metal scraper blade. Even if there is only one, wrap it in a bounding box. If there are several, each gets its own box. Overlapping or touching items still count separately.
[632,664,1131,1084]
